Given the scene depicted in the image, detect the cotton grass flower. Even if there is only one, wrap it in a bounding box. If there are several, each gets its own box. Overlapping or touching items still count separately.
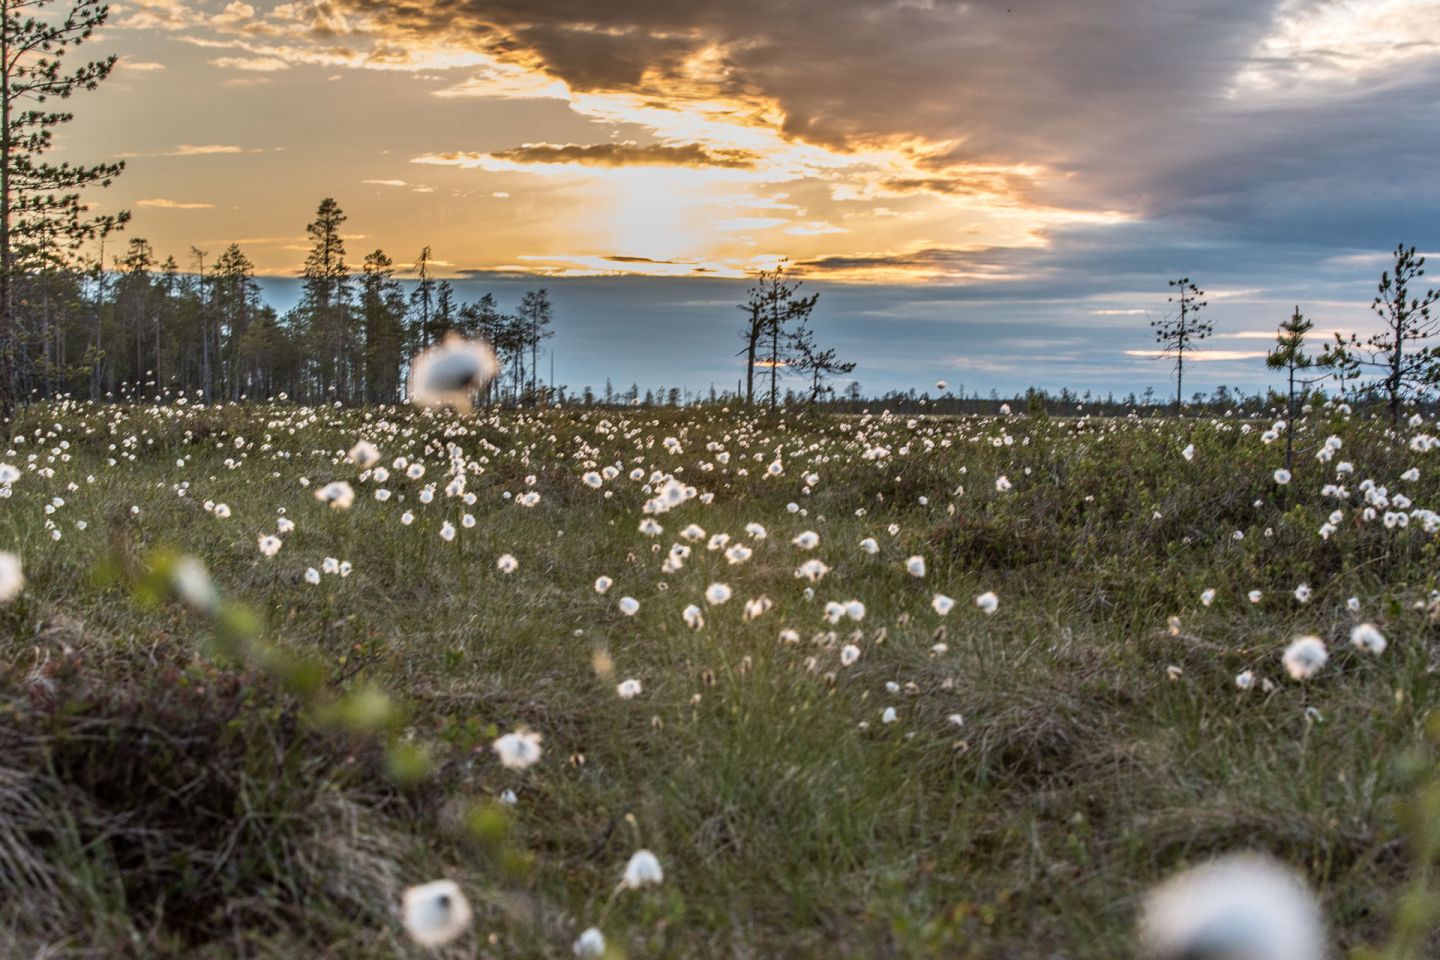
[408,333,499,411]
[314,480,355,509]
[617,678,642,699]
[975,591,999,615]
[1282,636,1328,681]
[905,555,926,578]
[1350,622,1387,655]
[792,530,820,550]
[348,440,381,469]
[496,553,518,573]
[1293,583,1312,603]
[705,582,732,605]
[618,596,640,616]
[0,551,23,603]
[594,575,613,594]
[858,537,879,555]
[622,850,664,889]
[932,593,955,615]
[257,534,282,557]
[401,880,473,948]
[573,927,606,959]
[1273,468,1292,485]
[492,729,543,769]
[840,644,861,666]
[1138,853,1323,960]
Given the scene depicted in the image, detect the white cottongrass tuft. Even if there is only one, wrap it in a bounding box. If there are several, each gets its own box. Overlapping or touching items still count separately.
[617,678,643,700]
[622,849,664,889]
[257,534,282,557]
[401,879,473,947]
[975,591,999,615]
[1282,635,1328,681]
[905,555,926,578]
[492,729,543,769]
[1138,853,1323,960]
[1273,468,1292,485]
[594,575,613,594]
[792,530,820,550]
[705,582,733,605]
[1350,622,1387,655]
[348,440,381,469]
[314,480,355,510]
[573,927,606,959]
[407,333,500,411]
[932,593,954,615]
[618,596,640,616]
[0,551,23,603]
[496,553,518,574]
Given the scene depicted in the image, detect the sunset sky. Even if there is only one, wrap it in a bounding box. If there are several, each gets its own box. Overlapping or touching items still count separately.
[59,0,1440,396]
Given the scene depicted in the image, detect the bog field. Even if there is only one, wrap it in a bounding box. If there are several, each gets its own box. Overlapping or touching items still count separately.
[2,398,1440,958]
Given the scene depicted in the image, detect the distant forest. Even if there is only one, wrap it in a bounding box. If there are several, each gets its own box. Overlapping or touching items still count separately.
[10,197,562,407]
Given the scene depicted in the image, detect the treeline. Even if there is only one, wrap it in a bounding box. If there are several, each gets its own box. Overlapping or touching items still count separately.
[10,198,556,406]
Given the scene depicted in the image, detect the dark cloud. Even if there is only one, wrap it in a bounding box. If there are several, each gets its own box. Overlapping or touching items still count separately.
[329,0,1440,254]
[489,140,758,168]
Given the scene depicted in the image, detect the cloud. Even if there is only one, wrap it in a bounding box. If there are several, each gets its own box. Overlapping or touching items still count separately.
[486,141,759,169]
[313,0,1440,244]
[137,198,216,209]
[210,56,291,71]
[120,59,168,72]
[167,144,245,156]
[362,178,409,187]
[1123,349,1271,362]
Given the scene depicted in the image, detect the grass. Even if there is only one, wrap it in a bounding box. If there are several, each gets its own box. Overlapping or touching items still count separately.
[1,398,1439,957]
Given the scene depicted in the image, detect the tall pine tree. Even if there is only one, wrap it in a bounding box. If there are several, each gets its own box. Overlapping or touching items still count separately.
[0,0,126,414]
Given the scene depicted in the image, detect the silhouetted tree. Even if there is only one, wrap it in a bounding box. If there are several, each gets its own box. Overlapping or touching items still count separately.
[1266,305,1315,471]
[1320,244,1440,425]
[1151,277,1209,414]
[0,0,126,415]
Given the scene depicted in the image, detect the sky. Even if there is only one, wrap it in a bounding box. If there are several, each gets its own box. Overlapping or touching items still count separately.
[54,0,1440,397]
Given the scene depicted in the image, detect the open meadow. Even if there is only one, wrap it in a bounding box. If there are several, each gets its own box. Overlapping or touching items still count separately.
[3,398,1440,958]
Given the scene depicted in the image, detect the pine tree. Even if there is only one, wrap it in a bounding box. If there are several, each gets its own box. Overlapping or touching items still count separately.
[518,288,553,401]
[0,0,126,414]
[298,198,352,401]
[1266,305,1315,471]
[1320,244,1440,425]
[788,319,855,403]
[1151,278,1210,414]
[409,246,435,350]
[359,249,405,403]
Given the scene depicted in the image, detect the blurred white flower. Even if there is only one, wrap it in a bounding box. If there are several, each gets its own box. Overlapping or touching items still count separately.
[1282,635,1328,681]
[622,849,664,889]
[1350,622,1386,655]
[975,591,999,615]
[492,729,543,769]
[0,552,23,603]
[314,481,355,510]
[1138,854,1322,960]
[408,333,499,411]
[573,927,606,959]
[401,880,472,948]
